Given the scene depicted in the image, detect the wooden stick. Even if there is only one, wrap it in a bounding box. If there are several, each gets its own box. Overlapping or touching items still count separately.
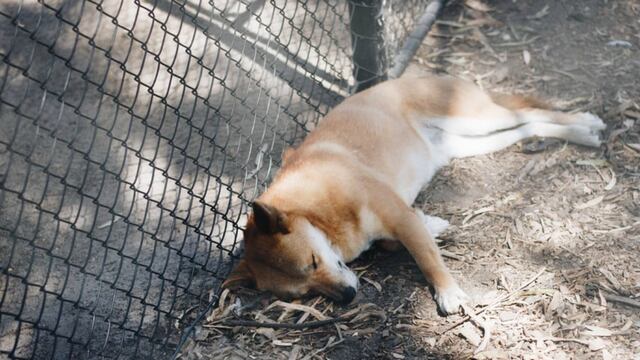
[222,317,347,330]
[601,292,640,309]
[460,304,493,355]
[522,336,591,347]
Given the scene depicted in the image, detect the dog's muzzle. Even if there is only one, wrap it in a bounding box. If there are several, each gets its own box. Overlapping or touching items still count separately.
[335,286,356,305]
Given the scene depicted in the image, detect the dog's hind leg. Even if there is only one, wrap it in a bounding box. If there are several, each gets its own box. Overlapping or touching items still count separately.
[433,121,602,159]
[424,102,605,136]
[414,80,605,137]
[422,104,605,159]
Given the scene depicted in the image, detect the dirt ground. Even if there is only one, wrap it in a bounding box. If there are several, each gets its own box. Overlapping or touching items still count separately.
[181,0,640,359]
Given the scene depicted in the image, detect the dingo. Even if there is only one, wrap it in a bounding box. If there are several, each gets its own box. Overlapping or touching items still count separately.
[223,75,604,315]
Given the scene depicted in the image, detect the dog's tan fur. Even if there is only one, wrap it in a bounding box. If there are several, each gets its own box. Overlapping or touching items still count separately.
[223,75,604,314]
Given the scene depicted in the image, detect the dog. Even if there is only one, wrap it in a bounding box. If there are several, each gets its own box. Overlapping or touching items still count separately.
[222,75,605,315]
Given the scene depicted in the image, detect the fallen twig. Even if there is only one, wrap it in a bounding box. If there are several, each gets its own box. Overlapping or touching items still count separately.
[223,317,347,330]
[440,249,465,261]
[600,292,640,309]
[493,35,541,47]
[267,300,329,321]
[461,304,493,355]
[475,323,492,355]
[523,336,592,347]
[592,221,640,234]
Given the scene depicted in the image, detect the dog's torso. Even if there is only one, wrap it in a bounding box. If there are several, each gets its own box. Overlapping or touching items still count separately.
[260,76,503,260]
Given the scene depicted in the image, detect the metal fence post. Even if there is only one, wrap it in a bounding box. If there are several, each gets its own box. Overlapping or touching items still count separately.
[349,0,387,93]
[389,0,446,78]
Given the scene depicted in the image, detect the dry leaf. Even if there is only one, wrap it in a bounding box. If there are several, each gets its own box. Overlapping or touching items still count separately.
[583,325,613,337]
[574,195,604,210]
[256,328,276,339]
[598,289,608,307]
[548,291,564,313]
[97,217,120,229]
[626,143,640,152]
[527,5,550,19]
[523,50,531,65]
[599,267,624,291]
[499,311,517,322]
[462,206,494,225]
[425,337,437,347]
[604,168,617,190]
[289,345,302,360]
[475,350,510,359]
[606,40,633,48]
[267,300,329,320]
[348,303,387,323]
[465,0,491,12]
[273,339,294,347]
[458,322,482,346]
[576,159,609,167]
[530,330,547,349]
[587,337,607,351]
[624,110,640,119]
[475,320,493,355]
[362,277,382,292]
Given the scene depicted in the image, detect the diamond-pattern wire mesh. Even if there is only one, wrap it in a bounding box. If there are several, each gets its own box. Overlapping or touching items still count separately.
[0,0,431,358]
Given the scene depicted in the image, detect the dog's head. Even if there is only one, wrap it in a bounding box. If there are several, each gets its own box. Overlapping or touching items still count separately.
[222,201,358,304]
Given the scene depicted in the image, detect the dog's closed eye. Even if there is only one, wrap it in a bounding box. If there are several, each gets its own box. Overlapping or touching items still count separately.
[302,254,318,273]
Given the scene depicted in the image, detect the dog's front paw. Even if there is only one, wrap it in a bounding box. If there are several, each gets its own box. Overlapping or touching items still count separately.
[434,283,469,316]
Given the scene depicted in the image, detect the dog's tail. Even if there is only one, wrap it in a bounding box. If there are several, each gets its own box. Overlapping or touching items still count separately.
[489,92,552,111]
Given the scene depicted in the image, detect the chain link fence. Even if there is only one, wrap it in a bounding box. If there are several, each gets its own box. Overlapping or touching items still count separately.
[0,0,442,358]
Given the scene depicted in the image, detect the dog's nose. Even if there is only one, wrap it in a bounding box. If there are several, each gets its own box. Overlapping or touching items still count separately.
[338,286,356,305]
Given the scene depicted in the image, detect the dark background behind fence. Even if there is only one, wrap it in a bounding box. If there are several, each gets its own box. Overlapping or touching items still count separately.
[0,0,433,358]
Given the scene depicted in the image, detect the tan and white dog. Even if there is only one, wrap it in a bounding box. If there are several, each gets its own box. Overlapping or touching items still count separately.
[223,75,604,315]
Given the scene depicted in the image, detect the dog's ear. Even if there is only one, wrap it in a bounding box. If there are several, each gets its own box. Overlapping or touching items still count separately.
[222,259,255,289]
[252,201,289,235]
